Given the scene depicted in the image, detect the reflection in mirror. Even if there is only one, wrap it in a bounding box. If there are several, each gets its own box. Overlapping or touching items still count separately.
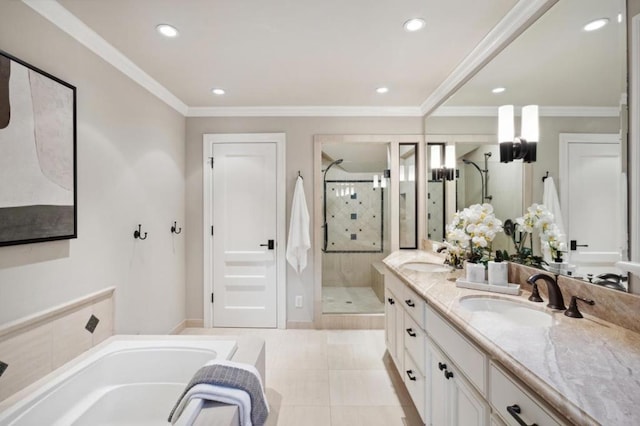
[427,139,522,253]
[427,143,446,242]
[320,142,390,314]
[399,143,417,249]
[426,0,629,290]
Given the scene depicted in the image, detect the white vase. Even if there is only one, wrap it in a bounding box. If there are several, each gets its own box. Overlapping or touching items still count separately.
[465,262,486,283]
[487,261,508,286]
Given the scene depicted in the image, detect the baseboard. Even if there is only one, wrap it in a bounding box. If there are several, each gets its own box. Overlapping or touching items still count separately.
[185,319,204,328]
[168,319,187,335]
[286,320,316,329]
[319,314,384,330]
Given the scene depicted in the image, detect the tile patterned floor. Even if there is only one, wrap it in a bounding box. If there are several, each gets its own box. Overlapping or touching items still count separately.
[181,328,423,426]
[322,287,385,314]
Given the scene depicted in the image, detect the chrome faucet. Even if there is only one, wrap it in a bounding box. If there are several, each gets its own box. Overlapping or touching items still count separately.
[526,273,566,310]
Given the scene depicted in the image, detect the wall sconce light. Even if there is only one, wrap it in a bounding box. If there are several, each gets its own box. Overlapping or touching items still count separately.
[373,169,390,188]
[498,104,539,163]
[430,145,457,181]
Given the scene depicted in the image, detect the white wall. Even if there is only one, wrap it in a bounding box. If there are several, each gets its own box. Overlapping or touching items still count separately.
[0,2,187,333]
[186,117,422,324]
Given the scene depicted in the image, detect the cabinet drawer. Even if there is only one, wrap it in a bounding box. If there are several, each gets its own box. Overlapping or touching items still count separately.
[490,363,565,426]
[402,285,425,329]
[403,312,426,375]
[404,350,426,423]
[425,304,487,395]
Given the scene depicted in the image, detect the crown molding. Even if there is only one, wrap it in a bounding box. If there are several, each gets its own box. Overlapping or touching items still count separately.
[419,0,558,117]
[187,106,423,117]
[22,0,189,116]
[431,105,620,117]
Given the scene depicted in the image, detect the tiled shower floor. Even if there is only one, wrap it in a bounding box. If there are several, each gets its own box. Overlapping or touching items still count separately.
[322,287,384,314]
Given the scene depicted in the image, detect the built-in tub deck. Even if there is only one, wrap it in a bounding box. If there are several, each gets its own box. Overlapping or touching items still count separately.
[0,335,265,426]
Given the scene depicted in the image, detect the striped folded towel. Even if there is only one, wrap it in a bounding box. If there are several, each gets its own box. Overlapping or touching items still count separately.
[168,359,269,426]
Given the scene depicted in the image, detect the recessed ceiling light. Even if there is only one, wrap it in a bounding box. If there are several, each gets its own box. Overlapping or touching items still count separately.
[583,18,609,32]
[403,18,426,32]
[156,24,179,38]
[211,88,225,95]
[376,87,389,94]
[492,87,506,94]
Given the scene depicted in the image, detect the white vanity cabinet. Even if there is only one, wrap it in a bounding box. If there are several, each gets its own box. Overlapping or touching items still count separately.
[489,363,566,426]
[384,286,403,370]
[383,267,567,426]
[427,337,489,426]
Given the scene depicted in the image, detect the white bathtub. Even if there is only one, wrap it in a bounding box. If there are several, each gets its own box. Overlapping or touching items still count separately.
[0,337,237,426]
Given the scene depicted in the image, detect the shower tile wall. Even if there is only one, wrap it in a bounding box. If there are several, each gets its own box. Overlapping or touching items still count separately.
[322,252,387,287]
[321,157,391,289]
[325,182,383,252]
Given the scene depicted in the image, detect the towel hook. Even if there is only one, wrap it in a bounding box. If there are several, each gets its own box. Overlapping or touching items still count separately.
[297,170,303,179]
[171,221,182,235]
[133,224,148,240]
[542,171,549,182]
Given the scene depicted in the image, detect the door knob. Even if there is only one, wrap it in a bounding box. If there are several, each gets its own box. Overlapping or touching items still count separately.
[259,239,275,250]
[570,240,589,251]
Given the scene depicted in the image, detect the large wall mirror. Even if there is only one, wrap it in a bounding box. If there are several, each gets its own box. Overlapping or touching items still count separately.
[425,0,630,291]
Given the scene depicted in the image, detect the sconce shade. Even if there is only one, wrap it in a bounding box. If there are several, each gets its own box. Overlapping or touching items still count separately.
[521,105,539,142]
[399,165,406,182]
[430,145,441,170]
[408,165,415,181]
[498,105,515,143]
[444,146,456,169]
[498,104,538,163]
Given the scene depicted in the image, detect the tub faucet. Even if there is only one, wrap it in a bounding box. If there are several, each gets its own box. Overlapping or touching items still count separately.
[526,273,566,310]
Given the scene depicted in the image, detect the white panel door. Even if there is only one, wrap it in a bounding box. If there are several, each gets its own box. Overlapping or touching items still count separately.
[212,142,277,327]
[563,134,622,269]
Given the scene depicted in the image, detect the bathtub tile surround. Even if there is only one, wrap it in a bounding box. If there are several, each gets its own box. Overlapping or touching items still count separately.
[383,250,640,425]
[84,314,100,333]
[0,288,114,402]
[51,306,94,369]
[181,328,423,426]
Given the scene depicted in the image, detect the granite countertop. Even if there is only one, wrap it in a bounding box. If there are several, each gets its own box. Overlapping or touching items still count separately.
[383,250,640,426]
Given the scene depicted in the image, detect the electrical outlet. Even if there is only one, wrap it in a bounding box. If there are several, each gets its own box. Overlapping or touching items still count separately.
[295,295,303,308]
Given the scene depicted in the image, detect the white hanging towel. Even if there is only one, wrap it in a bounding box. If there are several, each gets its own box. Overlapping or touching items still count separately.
[542,177,566,262]
[286,176,310,274]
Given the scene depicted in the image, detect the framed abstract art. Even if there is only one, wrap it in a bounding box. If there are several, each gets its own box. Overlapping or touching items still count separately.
[0,49,77,246]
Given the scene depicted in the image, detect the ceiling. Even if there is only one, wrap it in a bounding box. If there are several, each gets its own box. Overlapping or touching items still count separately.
[54,0,518,109]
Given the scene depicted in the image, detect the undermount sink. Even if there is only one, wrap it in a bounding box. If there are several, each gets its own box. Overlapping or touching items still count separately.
[459,296,553,328]
[401,262,450,273]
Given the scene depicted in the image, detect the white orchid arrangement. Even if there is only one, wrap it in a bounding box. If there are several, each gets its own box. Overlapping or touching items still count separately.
[444,203,503,267]
[515,203,566,261]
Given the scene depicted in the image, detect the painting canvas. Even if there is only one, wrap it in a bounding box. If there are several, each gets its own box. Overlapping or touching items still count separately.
[0,50,77,246]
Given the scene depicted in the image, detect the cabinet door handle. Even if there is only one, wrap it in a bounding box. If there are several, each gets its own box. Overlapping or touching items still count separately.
[444,370,454,380]
[405,328,416,337]
[507,404,538,426]
[438,362,447,371]
[406,370,417,381]
[387,298,395,305]
[405,299,415,307]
